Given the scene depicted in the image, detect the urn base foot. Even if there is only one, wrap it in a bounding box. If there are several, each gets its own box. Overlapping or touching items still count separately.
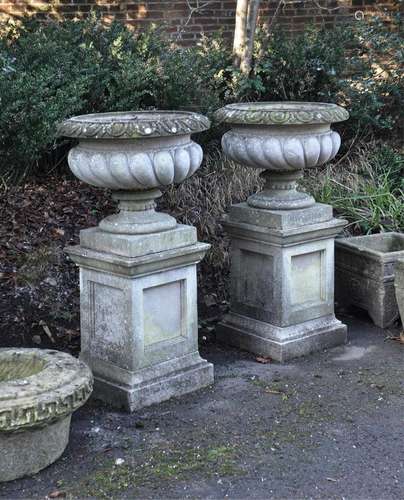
[99,189,176,235]
[247,190,315,210]
[248,170,315,211]
[99,211,176,235]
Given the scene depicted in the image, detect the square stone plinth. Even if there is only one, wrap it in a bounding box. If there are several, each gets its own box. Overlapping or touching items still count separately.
[66,225,213,411]
[336,233,404,328]
[216,203,347,362]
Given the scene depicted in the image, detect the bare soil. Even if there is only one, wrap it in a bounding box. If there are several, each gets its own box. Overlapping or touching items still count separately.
[0,176,226,354]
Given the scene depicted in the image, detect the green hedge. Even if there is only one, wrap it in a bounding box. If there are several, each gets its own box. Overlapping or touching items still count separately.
[0,13,402,180]
[0,15,229,180]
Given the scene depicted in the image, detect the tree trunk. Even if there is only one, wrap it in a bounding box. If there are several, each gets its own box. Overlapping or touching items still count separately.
[233,0,249,69]
[233,0,260,74]
[240,0,260,74]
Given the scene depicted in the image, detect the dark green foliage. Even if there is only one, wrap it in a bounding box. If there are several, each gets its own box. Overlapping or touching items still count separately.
[0,13,402,180]
[305,143,404,235]
[232,15,403,140]
[0,16,230,180]
[0,16,165,178]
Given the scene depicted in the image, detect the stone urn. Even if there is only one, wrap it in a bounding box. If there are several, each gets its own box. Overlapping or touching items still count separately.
[214,101,349,362]
[58,111,209,234]
[58,111,214,411]
[0,348,92,482]
[215,101,349,210]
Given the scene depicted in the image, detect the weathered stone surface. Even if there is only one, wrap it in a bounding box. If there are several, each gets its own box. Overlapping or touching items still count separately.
[395,258,404,328]
[79,224,196,258]
[214,101,349,126]
[215,101,348,360]
[0,349,93,482]
[336,233,404,328]
[221,127,341,170]
[58,111,210,235]
[229,202,333,230]
[214,102,349,211]
[57,110,210,139]
[67,227,213,411]
[218,314,347,362]
[1,417,71,484]
[216,203,347,361]
[61,110,213,411]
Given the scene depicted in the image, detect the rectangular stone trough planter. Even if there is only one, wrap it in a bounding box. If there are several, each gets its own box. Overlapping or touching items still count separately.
[335,232,404,328]
[394,258,404,329]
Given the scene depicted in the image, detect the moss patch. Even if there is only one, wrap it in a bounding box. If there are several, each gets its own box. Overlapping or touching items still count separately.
[70,443,242,498]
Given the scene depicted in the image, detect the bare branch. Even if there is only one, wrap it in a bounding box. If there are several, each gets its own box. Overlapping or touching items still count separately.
[258,0,284,59]
[240,0,261,74]
[175,0,215,41]
[267,0,284,31]
[310,0,341,12]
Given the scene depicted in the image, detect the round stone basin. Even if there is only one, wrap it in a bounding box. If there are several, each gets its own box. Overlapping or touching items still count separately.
[0,349,93,482]
[0,352,46,382]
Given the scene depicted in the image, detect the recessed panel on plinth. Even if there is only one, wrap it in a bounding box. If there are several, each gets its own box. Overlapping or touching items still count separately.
[290,250,324,305]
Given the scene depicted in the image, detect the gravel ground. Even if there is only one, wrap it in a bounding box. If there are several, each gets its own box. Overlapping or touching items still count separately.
[1,315,404,500]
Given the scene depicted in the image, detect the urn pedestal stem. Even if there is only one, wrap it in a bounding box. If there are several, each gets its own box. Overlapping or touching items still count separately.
[58,111,213,411]
[247,170,315,210]
[99,189,177,234]
[214,101,349,362]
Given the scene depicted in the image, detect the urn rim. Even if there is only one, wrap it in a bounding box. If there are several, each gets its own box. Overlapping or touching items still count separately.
[57,110,210,140]
[214,101,349,126]
[0,348,93,432]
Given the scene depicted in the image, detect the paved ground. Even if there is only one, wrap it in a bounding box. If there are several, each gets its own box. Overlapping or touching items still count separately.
[2,315,404,500]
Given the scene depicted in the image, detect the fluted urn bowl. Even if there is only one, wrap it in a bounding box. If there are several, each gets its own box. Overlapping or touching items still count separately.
[214,101,349,210]
[58,111,210,234]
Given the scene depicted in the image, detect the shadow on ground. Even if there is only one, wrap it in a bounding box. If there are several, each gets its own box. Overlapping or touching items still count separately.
[1,316,404,499]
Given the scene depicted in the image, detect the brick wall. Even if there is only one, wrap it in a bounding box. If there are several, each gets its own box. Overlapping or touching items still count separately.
[0,0,398,43]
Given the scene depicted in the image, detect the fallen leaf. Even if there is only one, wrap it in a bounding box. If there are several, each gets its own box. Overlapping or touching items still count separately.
[48,491,66,498]
[386,331,404,344]
[256,356,272,364]
[265,388,282,395]
[204,294,217,308]
[64,328,79,340]
[39,320,55,343]
[52,227,65,237]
